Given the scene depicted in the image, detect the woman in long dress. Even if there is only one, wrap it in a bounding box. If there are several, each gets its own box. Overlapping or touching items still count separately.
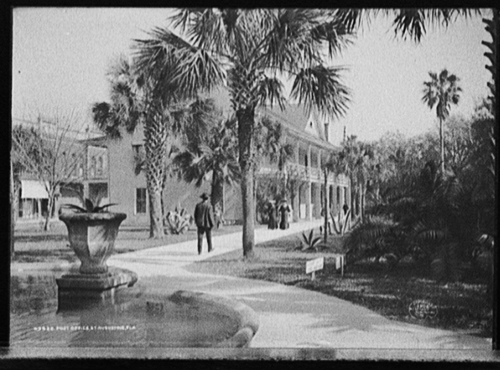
[279,200,290,230]
[267,201,277,229]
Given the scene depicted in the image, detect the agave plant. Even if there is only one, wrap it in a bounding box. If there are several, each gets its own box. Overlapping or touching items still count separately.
[62,188,116,213]
[331,209,354,235]
[164,206,193,235]
[298,229,322,251]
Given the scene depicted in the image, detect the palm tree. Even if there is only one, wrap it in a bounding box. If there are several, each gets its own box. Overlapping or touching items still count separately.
[252,116,295,223]
[92,56,213,238]
[174,116,240,213]
[321,151,347,243]
[422,69,462,176]
[339,136,375,223]
[134,9,352,257]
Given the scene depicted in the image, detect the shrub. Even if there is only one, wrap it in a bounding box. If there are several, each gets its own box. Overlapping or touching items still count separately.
[343,215,405,266]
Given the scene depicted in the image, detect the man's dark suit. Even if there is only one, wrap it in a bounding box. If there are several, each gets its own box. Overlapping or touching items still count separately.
[194,199,214,254]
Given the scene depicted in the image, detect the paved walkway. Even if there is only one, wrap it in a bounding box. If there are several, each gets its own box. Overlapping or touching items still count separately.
[107,221,494,352]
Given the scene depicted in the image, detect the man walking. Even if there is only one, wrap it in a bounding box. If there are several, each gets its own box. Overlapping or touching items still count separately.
[194,193,214,255]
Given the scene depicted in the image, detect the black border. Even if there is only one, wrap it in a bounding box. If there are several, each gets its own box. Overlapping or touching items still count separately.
[2,0,499,368]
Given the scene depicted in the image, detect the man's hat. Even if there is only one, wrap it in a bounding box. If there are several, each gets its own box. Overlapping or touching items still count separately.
[200,192,209,200]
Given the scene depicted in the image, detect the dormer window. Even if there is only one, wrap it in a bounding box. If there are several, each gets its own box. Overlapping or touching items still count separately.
[309,121,313,128]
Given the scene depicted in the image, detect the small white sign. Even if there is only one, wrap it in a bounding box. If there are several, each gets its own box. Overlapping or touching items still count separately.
[306,257,324,274]
[332,254,346,276]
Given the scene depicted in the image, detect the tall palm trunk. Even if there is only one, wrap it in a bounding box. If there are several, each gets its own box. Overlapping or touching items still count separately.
[144,115,167,239]
[237,107,255,258]
[439,117,445,176]
[210,173,224,211]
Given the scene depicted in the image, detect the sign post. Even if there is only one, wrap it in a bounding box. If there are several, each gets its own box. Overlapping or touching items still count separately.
[332,254,346,276]
[306,257,324,281]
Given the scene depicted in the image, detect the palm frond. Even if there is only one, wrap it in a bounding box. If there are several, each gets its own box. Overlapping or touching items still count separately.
[134,27,225,101]
[257,75,286,110]
[310,15,355,58]
[258,9,320,71]
[91,102,122,139]
[390,9,479,43]
[171,47,227,97]
[290,65,350,118]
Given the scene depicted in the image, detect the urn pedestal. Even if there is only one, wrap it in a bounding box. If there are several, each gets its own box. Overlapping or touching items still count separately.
[56,212,137,308]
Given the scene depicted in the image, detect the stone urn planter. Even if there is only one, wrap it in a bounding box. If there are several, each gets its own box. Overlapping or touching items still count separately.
[59,212,127,274]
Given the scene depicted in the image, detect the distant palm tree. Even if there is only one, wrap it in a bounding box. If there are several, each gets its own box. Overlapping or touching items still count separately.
[321,152,348,243]
[134,9,352,257]
[339,136,375,223]
[253,116,294,199]
[422,69,462,176]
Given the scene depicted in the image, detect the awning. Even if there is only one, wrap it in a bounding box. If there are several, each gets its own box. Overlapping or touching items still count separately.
[21,180,49,199]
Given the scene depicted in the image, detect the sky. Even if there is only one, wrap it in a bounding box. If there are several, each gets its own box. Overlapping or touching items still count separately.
[11,8,494,142]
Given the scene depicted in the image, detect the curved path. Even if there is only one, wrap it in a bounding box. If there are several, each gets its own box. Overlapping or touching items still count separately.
[107,221,493,353]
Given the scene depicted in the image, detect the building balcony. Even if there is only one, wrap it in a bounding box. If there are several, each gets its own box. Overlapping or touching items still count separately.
[258,162,346,186]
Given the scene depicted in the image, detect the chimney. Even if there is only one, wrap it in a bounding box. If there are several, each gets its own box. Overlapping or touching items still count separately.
[324,123,329,142]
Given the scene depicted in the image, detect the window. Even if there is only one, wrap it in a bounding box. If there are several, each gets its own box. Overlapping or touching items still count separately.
[90,156,96,177]
[97,156,103,176]
[60,183,84,198]
[89,183,108,200]
[136,188,147,214]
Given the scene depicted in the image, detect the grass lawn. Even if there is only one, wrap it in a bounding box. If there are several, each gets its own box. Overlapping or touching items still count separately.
[185,231,493,338]
[13,223,250,263]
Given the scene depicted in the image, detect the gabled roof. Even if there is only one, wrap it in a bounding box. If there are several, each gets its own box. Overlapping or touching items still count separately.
[260,104,326,137]
[258,104,339,151]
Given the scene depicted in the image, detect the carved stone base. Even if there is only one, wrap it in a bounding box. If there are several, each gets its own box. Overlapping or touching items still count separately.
[56,267,138,310]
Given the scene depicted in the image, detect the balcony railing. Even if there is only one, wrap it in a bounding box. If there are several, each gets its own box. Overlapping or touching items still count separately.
[258,163,349,186]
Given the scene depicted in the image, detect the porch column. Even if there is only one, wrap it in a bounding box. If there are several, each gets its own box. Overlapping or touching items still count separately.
[292,144,300,222]
[334,182,340,215]
[305,182,312,221]
[314,183,321,219]
[305,145,312,220]
[346,179,352,213]
[316,149,323,219]
[37,199,42,219]
[292,183,300,222]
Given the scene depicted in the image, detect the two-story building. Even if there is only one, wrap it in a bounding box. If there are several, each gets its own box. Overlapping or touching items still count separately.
[257,104,351,223]
[103,88,351,226]
[12,118,110,226]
